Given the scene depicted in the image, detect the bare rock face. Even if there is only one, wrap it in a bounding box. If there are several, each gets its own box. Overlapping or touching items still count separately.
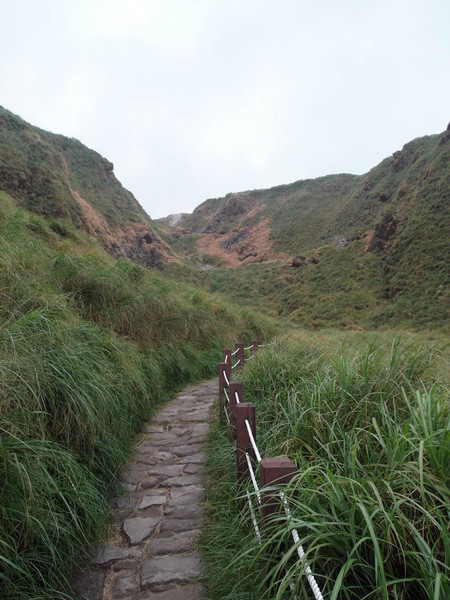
[292,254,321,267]
[391,149,408,173]
[166,213,187,226]
[197,193,249,234]
[292,256,307,267]
[334,237,348,249]
[221,229,249,250]
[334,233,365,250]
[219,228,260,262]
[125,239,168,270]
[367,213,398,254]
[106,224,171,270]
[439,122,450,146]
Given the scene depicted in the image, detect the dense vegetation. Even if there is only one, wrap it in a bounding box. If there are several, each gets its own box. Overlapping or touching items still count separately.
[2,106,448,331]
[0,193,277,599]
[168,233,447,330]
[161,126,450,331]
[202,332,449,599]
[167,128,449,258]
[205,243,387,329]
[0,107,448,599]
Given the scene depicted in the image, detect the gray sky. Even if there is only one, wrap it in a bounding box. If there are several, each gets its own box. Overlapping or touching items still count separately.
[1,1,449,219]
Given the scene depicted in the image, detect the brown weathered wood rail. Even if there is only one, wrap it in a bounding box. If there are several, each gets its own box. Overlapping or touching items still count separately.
[217,340,325,600]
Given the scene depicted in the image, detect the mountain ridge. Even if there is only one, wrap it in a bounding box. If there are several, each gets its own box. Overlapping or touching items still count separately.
[1,106,448,329]
[158,125,449,329]
[0,106,172,269]
[158,128,449,265]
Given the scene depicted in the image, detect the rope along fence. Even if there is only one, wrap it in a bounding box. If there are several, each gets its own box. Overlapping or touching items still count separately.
[218,341,325,600]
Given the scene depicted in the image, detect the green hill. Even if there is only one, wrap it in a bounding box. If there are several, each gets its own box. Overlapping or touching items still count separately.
[2,107,447,331]
[159,126,450,330]
[0,106,171,268]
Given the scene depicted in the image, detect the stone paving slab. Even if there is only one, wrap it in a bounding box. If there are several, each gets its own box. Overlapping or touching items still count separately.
[130,582,202,600]
[73,379,217,600]
[141,553,203,590]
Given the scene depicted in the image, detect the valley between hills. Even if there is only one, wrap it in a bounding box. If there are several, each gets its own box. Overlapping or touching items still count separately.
[1,105,448,331]
[156,124,449,331]
[0,106,448,599]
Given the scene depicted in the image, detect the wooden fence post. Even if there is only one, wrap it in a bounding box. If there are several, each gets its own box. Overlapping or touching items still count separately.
[250,340,259,355]
[235,342,245,369]
[218,360,231,424]
[259,456,296,520]
[236,403,256,485]
[228,381,243,441]
[259,457,297,593]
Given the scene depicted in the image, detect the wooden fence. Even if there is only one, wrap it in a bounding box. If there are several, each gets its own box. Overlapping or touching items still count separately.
[218,341,325,600]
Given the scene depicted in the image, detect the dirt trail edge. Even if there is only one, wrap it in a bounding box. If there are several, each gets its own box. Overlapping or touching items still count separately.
[74,378,217,600]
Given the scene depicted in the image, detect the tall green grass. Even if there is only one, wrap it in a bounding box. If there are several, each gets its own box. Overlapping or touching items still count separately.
[202,336,449,599]
[0,197,278,599]
[200,423,257,599]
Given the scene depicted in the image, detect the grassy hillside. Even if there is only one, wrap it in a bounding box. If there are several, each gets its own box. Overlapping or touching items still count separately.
[205,242,386,328]
[202,240,448,331]
[159,126,449,331]
[174,172,357,251]
[163,128,449,258]
[0,193,277,600]
[0,106,171,268]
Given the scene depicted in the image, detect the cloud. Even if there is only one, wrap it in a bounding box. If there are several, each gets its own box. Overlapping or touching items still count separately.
[0,0,449,218]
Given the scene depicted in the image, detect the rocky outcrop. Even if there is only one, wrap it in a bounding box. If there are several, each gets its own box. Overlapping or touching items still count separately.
[334,233,366,249]
[391,150,406,173]
[292,256,307,267]
[198,193,249,234]
[367,213,398,254]
[221,229,259,263]
[439,122,450,146]
[166,213,187,226]
[291,255,319,267]
[105,225,171,270]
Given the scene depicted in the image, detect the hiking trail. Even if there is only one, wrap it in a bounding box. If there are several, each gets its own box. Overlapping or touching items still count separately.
[74,378,217,600]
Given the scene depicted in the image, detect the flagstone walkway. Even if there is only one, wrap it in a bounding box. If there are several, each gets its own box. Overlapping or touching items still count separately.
[74,379,217,600]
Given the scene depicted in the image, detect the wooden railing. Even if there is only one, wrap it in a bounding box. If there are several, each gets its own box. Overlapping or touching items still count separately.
[218,341,325,600]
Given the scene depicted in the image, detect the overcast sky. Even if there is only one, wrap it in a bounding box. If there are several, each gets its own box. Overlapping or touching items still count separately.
[1,1,449,219]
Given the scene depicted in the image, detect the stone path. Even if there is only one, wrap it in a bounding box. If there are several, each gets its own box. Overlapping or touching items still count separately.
[74,379,217,600]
